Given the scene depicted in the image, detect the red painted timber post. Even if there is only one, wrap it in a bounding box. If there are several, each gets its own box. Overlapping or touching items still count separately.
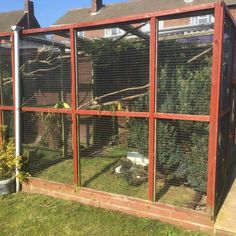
[70,28,79,186]
[207,2,224,217]
[148,17,157,201]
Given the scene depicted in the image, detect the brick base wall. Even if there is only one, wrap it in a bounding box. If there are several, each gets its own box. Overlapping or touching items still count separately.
[22,178,214,234]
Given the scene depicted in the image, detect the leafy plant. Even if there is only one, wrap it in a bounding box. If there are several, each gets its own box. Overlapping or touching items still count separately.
[0,127,29,182]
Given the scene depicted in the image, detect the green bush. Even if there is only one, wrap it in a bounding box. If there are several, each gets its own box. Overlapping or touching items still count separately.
[126,40,211,194]
[83,36,211,194]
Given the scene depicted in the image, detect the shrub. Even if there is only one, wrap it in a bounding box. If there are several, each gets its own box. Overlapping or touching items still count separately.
[0,137,29,182]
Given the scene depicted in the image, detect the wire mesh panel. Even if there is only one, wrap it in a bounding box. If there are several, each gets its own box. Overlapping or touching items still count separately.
[0,37,13,106]
[76,21,150,112]
[155,120,209,212]
[20,31,72,108]
[157,14,214,115]
[215,13,235,212]
[79,115,149,199]
[219,14,234,112]
[232,87,236,161]
[0,110,14,139]
[216,114,230,210]
[22,112,73,184]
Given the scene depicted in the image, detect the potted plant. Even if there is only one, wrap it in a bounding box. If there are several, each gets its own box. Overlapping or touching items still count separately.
[0,127,28,196]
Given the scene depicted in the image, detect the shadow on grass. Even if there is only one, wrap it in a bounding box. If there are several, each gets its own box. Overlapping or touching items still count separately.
[82,158,120,187]
[26,148,71,176]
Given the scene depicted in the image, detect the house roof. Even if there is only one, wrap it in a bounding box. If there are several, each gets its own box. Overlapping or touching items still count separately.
[0,10,26,32]
[54,0,236,26]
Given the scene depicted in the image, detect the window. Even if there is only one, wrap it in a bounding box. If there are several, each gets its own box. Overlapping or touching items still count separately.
[191,15,214,25]
[78,31,85,38]
[104,28,124,37]
[141,23,150,33]
[159,21,164,30]
[141,21,163,32]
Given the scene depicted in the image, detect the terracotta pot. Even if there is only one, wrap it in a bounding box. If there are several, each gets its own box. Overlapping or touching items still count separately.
[0,177,15,196]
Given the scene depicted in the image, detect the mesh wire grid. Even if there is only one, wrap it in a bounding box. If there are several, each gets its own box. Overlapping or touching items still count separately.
[20,31,72,108]
[78,115,149,199]
[155,119,209,211]
[215,13,235,213]
[76,22,150,112]
[156,15,214,115]
[0,37,13,106]
[219,14,234,112]
[22,112,73,184]
[215,113,230,210]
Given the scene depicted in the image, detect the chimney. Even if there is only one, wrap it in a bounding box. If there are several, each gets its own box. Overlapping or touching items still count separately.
[92,0,103,15]
[24,0,34,16]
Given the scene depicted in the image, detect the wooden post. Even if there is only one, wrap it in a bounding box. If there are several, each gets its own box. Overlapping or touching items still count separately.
[207,2,224,217]
[148,17,157,201]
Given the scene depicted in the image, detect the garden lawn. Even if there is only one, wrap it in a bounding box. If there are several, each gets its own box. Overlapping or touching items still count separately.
[26,146,199,207]
[0,193,208,236]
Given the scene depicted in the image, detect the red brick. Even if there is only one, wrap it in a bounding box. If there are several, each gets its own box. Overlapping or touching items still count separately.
[158,216,182,227]
[151,201,175,211]
[78,189,94,199]
[147,205,171,218]
[92,193,111,203]
[128,201,148,212]
[109,198,129,208]
[27,178,47,188]
[21,179,214,234]
[189,215,213,227]
[171,211,190,221]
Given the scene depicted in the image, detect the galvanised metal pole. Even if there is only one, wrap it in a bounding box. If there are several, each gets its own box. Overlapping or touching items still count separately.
[11,26,22,193]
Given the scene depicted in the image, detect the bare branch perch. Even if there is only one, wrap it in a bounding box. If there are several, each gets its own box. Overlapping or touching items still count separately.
[187,47,212,64]
[79,83,149,109]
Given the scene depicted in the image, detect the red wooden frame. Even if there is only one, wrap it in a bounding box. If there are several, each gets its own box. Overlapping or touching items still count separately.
[22,107,72,114]
[155,113,210,122]
[19,3,214,36]
[70,28,79,186]
[148,17,157,201]
[1,1,232,218]
[207,2,224,216]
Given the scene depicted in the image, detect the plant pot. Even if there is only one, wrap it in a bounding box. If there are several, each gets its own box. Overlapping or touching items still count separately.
[0,177,15,196]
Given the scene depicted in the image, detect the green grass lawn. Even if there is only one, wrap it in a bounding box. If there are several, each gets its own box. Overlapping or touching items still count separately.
[0,193,208,236]
[25,146,200,208]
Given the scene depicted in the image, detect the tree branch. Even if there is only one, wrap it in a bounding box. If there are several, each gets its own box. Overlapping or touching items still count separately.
[78,83,149,109]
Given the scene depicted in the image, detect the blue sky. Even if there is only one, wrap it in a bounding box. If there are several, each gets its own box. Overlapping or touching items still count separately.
[1,0,127,27]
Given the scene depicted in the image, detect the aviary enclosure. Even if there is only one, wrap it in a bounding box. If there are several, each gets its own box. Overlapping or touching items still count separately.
[0,2,235,220]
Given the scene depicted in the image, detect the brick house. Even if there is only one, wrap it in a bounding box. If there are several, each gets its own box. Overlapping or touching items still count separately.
[0,0,40,33]
[54,0,235,147]
[53,0,236,38]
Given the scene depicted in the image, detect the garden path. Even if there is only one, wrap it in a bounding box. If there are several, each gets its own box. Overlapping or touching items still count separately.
[215,169,236,235]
